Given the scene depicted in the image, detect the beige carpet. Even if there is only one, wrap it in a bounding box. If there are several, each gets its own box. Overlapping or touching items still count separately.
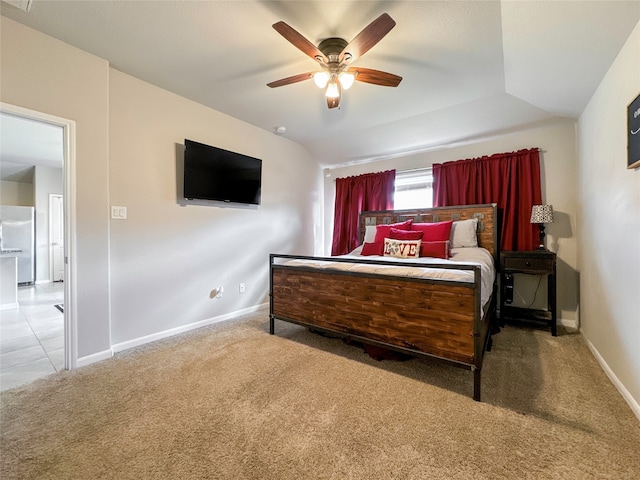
[2,307,639,479]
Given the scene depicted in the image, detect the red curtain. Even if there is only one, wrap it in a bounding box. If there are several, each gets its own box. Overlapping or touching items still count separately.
[433,149,541,251]
[331,170,395,255]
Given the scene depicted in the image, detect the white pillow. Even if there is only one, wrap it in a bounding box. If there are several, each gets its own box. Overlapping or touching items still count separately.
[363,225,377,243]
[450,218,478,248]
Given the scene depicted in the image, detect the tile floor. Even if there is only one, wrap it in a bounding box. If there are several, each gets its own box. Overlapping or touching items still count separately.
[0,282,65,391]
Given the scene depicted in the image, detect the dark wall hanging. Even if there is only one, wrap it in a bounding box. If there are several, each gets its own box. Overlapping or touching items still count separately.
[628,93,640,169]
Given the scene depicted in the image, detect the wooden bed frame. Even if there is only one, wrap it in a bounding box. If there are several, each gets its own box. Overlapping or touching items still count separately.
[269,204,499,401]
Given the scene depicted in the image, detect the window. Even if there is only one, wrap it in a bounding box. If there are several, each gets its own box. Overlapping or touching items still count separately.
[394,168,433,210]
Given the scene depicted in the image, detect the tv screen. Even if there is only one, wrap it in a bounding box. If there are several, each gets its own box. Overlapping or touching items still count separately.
[183,139,262,205]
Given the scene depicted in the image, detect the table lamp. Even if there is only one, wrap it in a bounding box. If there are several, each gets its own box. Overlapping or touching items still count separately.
[530,204,554,250]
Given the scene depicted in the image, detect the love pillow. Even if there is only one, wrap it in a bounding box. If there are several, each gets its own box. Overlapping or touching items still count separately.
[383,238,421,259]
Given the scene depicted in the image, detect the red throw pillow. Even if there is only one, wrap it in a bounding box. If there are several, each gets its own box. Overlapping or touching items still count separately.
[388,228,423,240]
[361,241,384,256]
[373,219,413,243]
[411,220,453,242]
[420,240,450,259]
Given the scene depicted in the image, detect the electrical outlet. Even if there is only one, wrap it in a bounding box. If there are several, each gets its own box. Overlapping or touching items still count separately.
[239,283,246,293]
[210,286,224,299]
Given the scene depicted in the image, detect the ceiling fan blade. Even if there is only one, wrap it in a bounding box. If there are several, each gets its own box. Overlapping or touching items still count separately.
[272,21,328,63]
[348,67,402,87]
[267,72,314,88]
[339,13,396,64]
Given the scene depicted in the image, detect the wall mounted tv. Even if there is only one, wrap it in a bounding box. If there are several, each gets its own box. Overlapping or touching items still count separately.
[183,139,262,205]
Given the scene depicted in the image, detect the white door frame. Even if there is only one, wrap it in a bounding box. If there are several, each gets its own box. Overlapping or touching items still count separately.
[1,102,78,370]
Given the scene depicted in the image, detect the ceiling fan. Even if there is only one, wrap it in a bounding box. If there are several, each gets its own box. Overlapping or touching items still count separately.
[267,13,402,109]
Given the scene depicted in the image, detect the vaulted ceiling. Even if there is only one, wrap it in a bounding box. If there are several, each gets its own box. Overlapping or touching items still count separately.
[1,0,639,168]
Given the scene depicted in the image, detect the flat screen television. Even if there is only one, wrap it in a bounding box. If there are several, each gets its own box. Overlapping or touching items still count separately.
[183,139,262,205]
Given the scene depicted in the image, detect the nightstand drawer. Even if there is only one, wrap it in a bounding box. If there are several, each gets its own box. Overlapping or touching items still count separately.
[503,256,553,273]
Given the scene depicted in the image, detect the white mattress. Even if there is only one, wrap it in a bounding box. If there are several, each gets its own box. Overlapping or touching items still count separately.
[282,247,496,308]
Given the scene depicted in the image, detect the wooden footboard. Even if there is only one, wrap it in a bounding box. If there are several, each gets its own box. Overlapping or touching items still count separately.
[271,264,477,364]
[269,204,498,401]
[269,255,493,400]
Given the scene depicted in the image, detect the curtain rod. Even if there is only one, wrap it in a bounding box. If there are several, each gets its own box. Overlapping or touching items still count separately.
[331,167,432,182]
[329,148,544,181]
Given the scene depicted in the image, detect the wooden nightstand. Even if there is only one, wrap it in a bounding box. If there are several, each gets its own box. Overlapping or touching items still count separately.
[500,250,557,336]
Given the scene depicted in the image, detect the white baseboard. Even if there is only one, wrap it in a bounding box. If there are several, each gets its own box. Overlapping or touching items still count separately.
[76,348,113,368]
[581,331,640,422]
[0,302,19,310]
[560,318,578,330]
[111,303,269,354]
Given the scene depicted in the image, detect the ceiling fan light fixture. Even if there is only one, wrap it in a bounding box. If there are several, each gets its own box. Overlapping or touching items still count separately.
[268,13,400,109]
[338,72,355,90]
[313,71,330,88]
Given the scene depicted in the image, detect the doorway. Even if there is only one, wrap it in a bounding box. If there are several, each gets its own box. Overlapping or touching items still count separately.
[0,102,77,377]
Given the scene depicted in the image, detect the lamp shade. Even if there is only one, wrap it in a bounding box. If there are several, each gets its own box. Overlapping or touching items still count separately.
[313,71,329,88]
[338,72,355,90]
[325,80,340,98]
[530,204,554,224]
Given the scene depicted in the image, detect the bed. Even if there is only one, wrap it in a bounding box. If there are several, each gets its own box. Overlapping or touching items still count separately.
[269,203,499,401]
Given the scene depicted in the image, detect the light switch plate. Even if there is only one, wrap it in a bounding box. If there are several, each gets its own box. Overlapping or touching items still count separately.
[111,206,127,219]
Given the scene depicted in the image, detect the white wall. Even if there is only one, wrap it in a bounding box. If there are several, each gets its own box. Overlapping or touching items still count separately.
[1,16,111,359]
[578,20,640,415]
[324,119,580,327]
[1,16,321,362]
[108,69,321,346]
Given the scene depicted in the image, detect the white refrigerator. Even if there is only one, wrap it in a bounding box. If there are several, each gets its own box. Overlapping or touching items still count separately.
[0,205,35,285]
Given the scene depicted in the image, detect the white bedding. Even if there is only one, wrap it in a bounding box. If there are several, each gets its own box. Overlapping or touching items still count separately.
[282,247,496,308]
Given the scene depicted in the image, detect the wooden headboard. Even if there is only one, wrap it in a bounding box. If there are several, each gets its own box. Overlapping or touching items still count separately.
[359,203,499,265]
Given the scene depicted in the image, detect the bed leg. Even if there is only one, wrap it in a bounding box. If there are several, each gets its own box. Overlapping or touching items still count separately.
[269,315,274,335]
[473,368,481,402]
